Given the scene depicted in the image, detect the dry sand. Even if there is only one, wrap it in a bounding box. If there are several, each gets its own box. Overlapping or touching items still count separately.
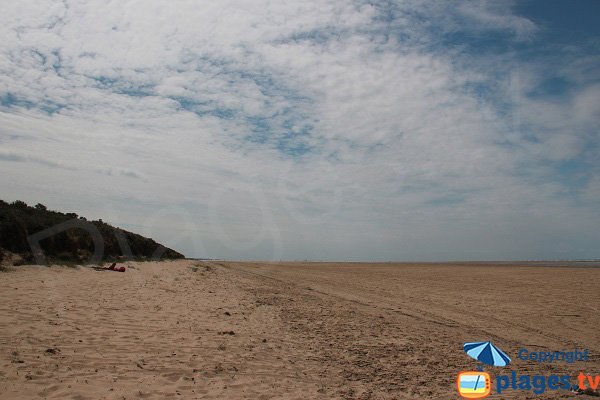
[0,260,598,399]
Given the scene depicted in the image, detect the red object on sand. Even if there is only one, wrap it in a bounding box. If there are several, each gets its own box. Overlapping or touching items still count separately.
[104,263,125,272]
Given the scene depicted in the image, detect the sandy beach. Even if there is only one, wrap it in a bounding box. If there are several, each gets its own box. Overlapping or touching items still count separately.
[1,260,598,399]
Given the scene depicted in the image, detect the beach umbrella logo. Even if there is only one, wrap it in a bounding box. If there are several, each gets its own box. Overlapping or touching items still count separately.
[463,341,511,367]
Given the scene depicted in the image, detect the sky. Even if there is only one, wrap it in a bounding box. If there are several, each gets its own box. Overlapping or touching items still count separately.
[1,0,599,261]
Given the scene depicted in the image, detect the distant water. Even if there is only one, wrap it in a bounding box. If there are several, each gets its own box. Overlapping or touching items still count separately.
[473,260,600,268]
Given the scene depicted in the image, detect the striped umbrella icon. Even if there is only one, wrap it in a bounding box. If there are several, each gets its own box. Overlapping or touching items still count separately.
[464,341,511,367]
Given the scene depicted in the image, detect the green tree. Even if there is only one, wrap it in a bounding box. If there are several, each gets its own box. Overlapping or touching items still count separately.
[11,200,28,209]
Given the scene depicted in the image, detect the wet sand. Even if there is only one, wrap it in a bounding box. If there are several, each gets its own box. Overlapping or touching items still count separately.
[0,260,598,399]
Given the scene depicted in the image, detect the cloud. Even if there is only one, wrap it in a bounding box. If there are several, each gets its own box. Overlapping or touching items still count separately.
[95,167,146,181]
[0,0,598,260]
[454,1,538,40]
[0,149,75,170]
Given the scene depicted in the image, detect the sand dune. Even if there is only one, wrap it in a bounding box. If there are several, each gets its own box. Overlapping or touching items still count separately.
[1,260,598,399]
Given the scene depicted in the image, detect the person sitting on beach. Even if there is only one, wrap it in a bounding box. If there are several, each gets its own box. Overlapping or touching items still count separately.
[106,262,125,272]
